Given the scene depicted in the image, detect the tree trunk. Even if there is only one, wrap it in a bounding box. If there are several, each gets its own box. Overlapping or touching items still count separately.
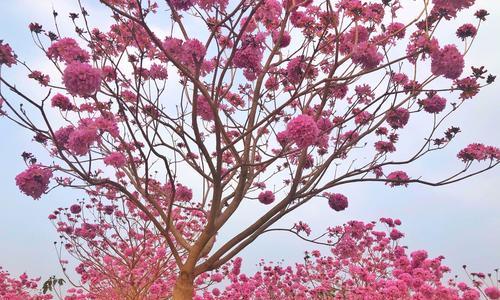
[172,271,194,300]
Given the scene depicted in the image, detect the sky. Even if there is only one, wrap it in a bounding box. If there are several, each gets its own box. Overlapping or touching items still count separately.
[0,0,499,288]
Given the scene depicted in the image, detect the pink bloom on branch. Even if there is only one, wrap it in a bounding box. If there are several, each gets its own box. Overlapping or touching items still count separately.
[15,164,53,199]
[456,23,477,40]
[485,287,500,299]
[455,77,480,100]
[389,228,404,240]
[386,107,410,129]
[67,126,99,156]
[196,95,216,121]
[386,22,406,39]
[325,193,348,211]
[457,143,500,162]
[286,56,318,85]
[170,0,195,10]
[174,184,193,202]
[431,45,464,80]
[374,141,396,153]
[286,114,319,149]
[271,30,291,48]
[421,94,446,113]
[47,37,90,63]
[149,63,168,80]
[63,62,102,97]
[351,42,383,70]
[354,109,373,125]
[104,152,127,168]
[51,93,73,111]
[258,190,275,205]
[70,204,82,214]
[386,171,410,187]
[0,41,16,67]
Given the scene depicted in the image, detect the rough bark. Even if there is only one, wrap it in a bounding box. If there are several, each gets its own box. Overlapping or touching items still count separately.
[172,271,195,300]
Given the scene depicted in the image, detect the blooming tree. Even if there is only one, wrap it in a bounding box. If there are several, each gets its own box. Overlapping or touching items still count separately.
[0,0,499,299]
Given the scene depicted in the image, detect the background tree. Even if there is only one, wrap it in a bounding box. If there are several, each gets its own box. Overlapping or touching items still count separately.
[0,0,498,299]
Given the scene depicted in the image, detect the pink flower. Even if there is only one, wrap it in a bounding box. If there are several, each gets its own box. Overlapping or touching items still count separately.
[15,164,53,199]
[70,204,82,214]
[390,229,404,240]
[149,64,168,80]
[286,56,318,85]
[272,30,291,48]
[485,287,500,300]
[386,108,410,129]
[170,0,195,10]
[456,24,477,40]
[67,126,99,156]
[51,93,73,111]
[432,0,475,19]
[374,141,396,153]
[386,171,410,187]
[28,71,50,86]
[325,193,348,211]
[63,62,102,97]
[421,94,446,113]
[455,77,480,100]
[431,45,464,80]
[0,41,16,67]
[196,95,216,121]
[286,114,319,149]
[392,73,409,86]
[47,38,90,63]
[174,184,193,201]
[233,34,265,80]
[53,125,75,149]
[351,42,383,70]
[354,110,373,125]
[386,22,406,39]
[258,190,275,205]
[104,152,127,168]
[457,143,488,162]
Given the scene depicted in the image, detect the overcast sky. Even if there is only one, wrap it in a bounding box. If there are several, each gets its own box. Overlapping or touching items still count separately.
[0,0,499,286]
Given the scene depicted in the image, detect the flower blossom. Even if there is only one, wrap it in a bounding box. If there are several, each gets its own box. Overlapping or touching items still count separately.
[258,190,275,205]
[286,114,320,149]
[63,62,102,97]
[431,45,464,79]
[15,164,53,199]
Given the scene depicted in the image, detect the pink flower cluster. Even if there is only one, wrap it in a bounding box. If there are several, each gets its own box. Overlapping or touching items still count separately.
[103,152,127,168]
[285,114,319,149]
[47,38,90,64]
[386,170,410,187]
[15,164,53,199]
[63,62,102,97]
[51,93,74,111]
[375,140,396,153]
[422,94,447,113]
[431,0,475,19]
[0,41,16,67]
[233,34,266,80]
[324,192,349,211]
[351,42,384,70]
[196,95,216,121]
[203,218,488,300]
[431,45,464,80]
[386,107,410,129]
[0,267,53,299]
[456,24,477,40]
[286,56,318,85]
[457,143,500,163]
[258,190,275,205]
